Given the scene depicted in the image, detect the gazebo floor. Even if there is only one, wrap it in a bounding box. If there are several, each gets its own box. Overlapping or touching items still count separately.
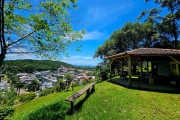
[111,78,180,93]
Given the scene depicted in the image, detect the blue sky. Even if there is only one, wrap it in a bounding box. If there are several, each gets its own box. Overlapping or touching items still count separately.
[60,0,159,66]
[6,0,160,66]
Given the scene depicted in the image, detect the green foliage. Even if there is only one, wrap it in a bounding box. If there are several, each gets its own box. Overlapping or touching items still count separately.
[3,0,84,59]
[0,89,17,106]
[27,80,41,92]
[86,71,96,76]
[138,0,180,48]
[18,92,36,102]
[94,0,180,76]
[94,22,147,59]
[96,62,110,81]
[64,73,74,81]
[39,88,55,97]
[82,79,92,85]
[4,59,73,74]
[0,106,14,120]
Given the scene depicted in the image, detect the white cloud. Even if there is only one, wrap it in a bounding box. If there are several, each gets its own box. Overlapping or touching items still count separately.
[82,31,105,40]
[61,55,100,66]
[9,47,28,53]
[72,56,80,58]
[63,56,93,60]
[61,59,101,66]
[5,53,40,60]
[84,57,92,59]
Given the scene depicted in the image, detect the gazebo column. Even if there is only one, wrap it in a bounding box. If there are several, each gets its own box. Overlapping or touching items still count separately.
[110,59,114,80]
[147,59,149,77]
[120,60,123,76]
[140,57,143,82]
[128,56,132,87]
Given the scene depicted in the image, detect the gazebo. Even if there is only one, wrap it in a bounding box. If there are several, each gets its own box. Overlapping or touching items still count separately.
[105,48,180,87]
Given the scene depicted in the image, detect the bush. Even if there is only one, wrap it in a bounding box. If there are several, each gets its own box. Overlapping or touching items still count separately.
[0,106,14,120]
[39,88,55,97]
[73,81,80,87]
[18,92,36,102]
[13,98,21,105]
[82,79,92,85]
[0,90,17,106]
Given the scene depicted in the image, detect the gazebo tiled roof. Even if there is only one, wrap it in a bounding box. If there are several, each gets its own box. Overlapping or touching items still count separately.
[106,48,180,59]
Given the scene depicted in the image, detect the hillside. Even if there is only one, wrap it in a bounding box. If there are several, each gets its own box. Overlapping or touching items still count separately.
[11,81,180,120]
[4,59,73,73]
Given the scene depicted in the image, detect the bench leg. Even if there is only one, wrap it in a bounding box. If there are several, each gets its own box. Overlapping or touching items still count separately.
[71,102,74,113]
[92,85,95,91]
[87,89,90,96]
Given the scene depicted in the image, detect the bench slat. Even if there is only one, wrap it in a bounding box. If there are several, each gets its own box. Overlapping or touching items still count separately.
[66,82,95,102]
[77,83,95,95]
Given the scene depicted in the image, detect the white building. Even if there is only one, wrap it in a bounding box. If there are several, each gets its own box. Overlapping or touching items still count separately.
[17,73,28,77]
[41,76,57,90]
[19,76,36,84]
[0,80,8,90]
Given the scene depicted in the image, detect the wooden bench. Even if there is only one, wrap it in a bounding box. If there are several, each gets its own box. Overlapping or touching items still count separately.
[66,82,95,113]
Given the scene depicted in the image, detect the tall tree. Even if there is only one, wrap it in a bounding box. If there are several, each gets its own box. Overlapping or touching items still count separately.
[28,80,40,92]
[0,0,85,69]
[64,73,74,90]
[94,22,145,59]
[138,0,180,48]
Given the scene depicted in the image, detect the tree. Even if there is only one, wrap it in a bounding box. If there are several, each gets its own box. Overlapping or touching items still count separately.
[138,0,180,48]
[27,80,40,92]
[64,73,74,90]
[15,80,25,95]
[0,0,85,69]
[64,73,74,81]
[94,22,145,59]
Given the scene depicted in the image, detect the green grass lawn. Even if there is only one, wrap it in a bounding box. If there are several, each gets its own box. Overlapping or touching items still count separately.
[12,81,180,120]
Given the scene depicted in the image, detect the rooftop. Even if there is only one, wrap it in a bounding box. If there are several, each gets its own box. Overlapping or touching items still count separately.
[106,48,180,59]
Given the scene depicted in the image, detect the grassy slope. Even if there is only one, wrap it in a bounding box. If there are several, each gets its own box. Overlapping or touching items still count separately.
[66,81,180,120]
[12,86,84,120]
[13,81,180,120]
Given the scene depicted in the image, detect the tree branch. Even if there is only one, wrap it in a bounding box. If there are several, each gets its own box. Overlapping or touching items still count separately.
[8,29,41,47]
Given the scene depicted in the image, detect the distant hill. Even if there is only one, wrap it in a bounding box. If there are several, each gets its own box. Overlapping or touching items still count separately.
[4,59,73,74]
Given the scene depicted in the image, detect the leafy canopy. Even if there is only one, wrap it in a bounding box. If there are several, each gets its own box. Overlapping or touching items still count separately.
[3,0,85,60]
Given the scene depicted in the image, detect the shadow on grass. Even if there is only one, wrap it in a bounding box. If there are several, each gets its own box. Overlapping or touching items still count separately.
[107,78,180,94]
[66,89,95,115]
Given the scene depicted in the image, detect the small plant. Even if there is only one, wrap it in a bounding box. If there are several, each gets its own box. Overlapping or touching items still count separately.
[82,79,92,85]
[18,92,36,102]
[39,88,55,97]
[0,106,14,120]
[0,89,17,106]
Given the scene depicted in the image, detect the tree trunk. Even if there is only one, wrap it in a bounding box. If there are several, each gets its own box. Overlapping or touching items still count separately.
[72,82,74,91]
[0,0,6,73]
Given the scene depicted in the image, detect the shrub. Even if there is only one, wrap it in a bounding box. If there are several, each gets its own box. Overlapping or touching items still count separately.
[73,81,80,87]
[0,90,17,106]
[0,106,14,120]
[39,88,55,97]
[13,98,21,105]
[82,79,92,85]
[18,92,36,102]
